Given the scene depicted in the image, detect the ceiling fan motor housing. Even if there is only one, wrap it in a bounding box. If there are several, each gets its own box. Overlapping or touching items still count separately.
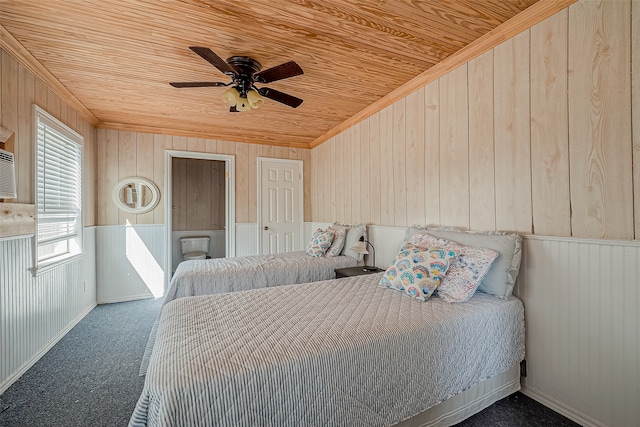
[227,56,261,97]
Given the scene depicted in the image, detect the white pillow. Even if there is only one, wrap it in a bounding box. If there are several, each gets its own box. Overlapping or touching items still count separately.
[406,226,522,299]
[325,227,347,257]
[332,223,366,261]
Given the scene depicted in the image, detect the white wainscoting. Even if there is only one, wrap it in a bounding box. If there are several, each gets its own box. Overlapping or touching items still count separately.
[516,236,640,427]
[0,227,97,394]
[96,224,165,304]
[235,223,258,257]
[362,225,640,427]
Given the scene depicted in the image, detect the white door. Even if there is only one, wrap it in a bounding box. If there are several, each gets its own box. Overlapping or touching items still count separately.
[258,157,303,255]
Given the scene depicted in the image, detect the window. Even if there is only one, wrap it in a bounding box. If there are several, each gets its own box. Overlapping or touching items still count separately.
[34,105,83,271]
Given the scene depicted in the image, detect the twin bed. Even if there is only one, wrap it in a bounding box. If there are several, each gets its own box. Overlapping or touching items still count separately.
[132,226,524,426]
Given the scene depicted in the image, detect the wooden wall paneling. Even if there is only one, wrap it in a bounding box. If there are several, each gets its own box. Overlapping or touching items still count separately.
[334,133,345,223]
[350,126,361,224]
[288,147,297,160]
[328,141,336,222]
[45,88,61,122]
[379,106,394,226]
[0,52,2,125]
[153,134,171,224]
[17,62,34,203]
[209,160,220,229]
[171,157,186,230]
[34,76,47,109]
[634,0,640,239]
[438,65,470,229]
[205,138,217,154]
[197,160,213,229]
[117,131,137,224]
[494,31,532,233]
[248,143,260,223]
[236,142,249,223]
[359,118,371,225]
[530,9,571,237]
[568,0,633,239]
[1,50,18,202]
[217,140,236,156]
[468,50,497,231]
[423,81,440,226]
[135,132,155,224]
[310,147,319,221]
[342,129,352,225]
[299,148,312,222]
[261,144,274,158]
[405,89,426,226]
[96,129,107,225]
[368,116,381,226]
[103,129,120,225]
[84,123,96,226]
[393,98,407,227]
[172,136,187,151]
[187,137,205,153]
[274,146,288,159]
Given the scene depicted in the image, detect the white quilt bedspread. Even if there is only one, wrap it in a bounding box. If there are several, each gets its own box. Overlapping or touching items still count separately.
[166,251,357,302]
[130,273,524,427]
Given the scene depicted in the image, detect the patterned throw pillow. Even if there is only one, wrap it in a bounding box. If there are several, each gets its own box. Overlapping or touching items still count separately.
[379,243,457,301]
[305,228,335,257]
[325,227,347,257]
[411,233,499,303]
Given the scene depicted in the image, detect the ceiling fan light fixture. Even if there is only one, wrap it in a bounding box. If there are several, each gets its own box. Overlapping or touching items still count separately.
[221,87,240,106]
[235,96,251,112]
[247,89,264,109]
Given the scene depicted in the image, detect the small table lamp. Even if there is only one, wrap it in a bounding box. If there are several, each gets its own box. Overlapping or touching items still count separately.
[350,236,381,272]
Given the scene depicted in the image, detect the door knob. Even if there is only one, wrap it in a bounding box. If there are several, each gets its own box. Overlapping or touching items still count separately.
[263,226,269,230]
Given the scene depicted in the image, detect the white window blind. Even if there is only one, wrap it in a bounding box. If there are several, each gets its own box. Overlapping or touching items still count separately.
[34,105,83,267]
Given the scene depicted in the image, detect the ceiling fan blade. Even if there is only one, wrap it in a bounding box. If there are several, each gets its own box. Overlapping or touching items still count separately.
[254,61,303,83]
[170,82,229,88]
[258,87,303,108]
[230,106,239,113]
[189,46,237,76]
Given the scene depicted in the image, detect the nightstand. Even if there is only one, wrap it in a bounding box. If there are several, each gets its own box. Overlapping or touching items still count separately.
[335,266,384,278]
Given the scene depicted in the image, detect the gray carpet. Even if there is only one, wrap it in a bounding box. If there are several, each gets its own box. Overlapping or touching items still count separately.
[0,297,579,426]
[0,298,163,427]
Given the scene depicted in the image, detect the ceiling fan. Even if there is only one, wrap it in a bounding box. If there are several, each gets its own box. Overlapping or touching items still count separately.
[170,46,304,112]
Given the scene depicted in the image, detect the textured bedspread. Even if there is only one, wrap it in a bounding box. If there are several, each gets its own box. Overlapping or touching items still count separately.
[130,274,524,427]
[166,251,357,302]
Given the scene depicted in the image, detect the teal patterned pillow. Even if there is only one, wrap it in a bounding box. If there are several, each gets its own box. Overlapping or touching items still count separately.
[305,228,335,257]
[379,243,458,301]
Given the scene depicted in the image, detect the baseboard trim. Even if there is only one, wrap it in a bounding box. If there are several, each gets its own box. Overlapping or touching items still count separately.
[0,302,96,395]
[520,386,607,427]
[97,294,158,304]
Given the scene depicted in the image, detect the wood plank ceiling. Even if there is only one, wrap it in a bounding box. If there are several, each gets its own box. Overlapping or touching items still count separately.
[0,0,570,148]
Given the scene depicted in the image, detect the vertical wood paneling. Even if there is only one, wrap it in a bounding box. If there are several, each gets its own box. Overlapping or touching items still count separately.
[368,116,381,226]
[341,131,352,224]
[423,81,440,226]
[568,0,633,239]
[405,89,425,226]
[1,50,18,201]
[530,8,571,236]
[634,0,640,239]
[379,107,394,226]
[153,134,171,224]
[359,121,371,225]
[299,148,311,222]
[350,127,361,223]
[136,133,155,224]
[248,143,260,223]
[236,142,249,223]
[439,65,469,229]
[17,63,34,203]
[468,50,496,231]
[117,131,136,225]
[392,98,407,227]
[494,30,532,233]
[335,134,345,222]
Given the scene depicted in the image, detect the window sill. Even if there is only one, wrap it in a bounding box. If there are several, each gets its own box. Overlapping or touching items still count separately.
[33,252,83,276]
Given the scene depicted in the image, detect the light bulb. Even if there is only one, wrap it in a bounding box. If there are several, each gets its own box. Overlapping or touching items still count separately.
[236,97,251,112]
[247,90,264,109]
[221,87,239,106]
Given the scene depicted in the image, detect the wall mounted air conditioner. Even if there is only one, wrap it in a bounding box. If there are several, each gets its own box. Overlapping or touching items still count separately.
[0,148,17,199]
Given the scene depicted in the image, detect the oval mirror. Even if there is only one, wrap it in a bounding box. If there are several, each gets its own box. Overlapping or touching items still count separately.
[112,177,160,214]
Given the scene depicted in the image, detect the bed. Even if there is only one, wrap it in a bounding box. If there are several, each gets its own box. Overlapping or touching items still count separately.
[130,273,525,426]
